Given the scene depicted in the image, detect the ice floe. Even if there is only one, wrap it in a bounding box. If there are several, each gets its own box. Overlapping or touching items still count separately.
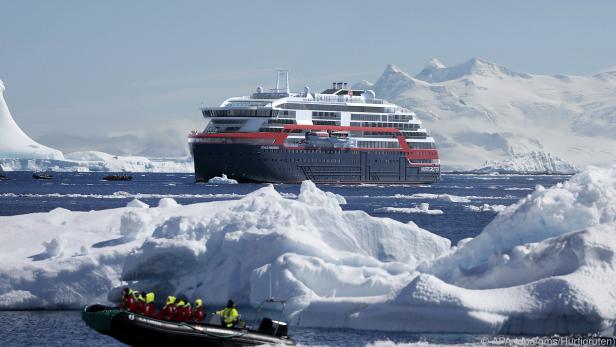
[463,204,508,213]
[375,203,443,215]
[207,174,238,185]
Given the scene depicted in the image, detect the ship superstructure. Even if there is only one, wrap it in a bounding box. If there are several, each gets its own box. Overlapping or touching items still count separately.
[189,71,440,183]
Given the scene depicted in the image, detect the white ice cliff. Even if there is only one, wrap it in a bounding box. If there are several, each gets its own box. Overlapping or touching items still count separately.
[0,80,64,160]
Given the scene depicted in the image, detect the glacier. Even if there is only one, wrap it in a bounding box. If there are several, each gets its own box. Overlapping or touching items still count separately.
[1,166,615,335]
[0,80,63,160]
[0,151,193,173]
[356,58,616,171]
[472,151,578,174]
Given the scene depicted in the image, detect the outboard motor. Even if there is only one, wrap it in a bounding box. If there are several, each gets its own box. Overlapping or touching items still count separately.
[258,317,289,337]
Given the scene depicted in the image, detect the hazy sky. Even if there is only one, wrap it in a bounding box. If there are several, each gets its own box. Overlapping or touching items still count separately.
[1,1,615,154]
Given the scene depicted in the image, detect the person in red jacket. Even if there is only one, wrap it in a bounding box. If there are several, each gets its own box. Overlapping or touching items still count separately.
[183,302,192,321]
[136,292,146,314]
[143,292,156,317]
[192,298,205,321]
[126,291,140,312]
[174,300,186,321]
[158,296,177,321]
[120,288,130,309]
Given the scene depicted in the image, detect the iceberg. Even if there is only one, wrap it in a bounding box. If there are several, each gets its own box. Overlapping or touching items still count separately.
[207,174,238,185]
[0,80,63,160]
[375,204,444,215]
[1,166,615,335]
[473,151,579,174]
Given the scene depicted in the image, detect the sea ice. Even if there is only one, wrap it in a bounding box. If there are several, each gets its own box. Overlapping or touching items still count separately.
[375,203,444,215]
[0,165,615,335]
[207,174,238,185]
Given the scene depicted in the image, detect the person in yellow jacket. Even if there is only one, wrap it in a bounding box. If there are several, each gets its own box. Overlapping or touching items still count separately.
[216,300,239,328]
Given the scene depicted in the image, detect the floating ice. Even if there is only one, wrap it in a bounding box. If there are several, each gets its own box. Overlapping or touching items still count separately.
[463,204,507,213]
[1,166,615,335]
[207,174,238,184]
[375,203,443,215]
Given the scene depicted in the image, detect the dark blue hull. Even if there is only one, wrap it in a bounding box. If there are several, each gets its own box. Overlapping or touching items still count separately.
[191,143,440,184]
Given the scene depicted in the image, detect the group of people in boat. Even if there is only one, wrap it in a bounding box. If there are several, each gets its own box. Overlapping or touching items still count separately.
[120,288,239,328]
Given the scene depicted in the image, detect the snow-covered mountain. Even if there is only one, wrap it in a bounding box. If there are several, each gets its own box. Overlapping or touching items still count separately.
[358,58,616,171]
[0,80,64,160]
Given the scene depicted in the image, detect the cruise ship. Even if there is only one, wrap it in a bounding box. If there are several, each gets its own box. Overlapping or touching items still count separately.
[188,71,440,184]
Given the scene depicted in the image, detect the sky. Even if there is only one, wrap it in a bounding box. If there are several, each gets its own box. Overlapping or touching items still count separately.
[1,0,616,155]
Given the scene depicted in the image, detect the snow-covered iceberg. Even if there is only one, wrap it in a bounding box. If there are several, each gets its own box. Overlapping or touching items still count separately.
[207,174,238,184]
[375,203,444,215]
[0,82,192,172]
[1,166,616,335]
[0,80,63,160]
[472,151,578,174]
[0,181,450,311]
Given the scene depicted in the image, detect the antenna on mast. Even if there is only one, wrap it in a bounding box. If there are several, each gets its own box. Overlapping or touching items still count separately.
[275,70,289,93]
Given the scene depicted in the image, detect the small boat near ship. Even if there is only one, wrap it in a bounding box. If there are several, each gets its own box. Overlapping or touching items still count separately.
[32,171,54,180]
[0,173,8,180]
[103,174,133,181]
[82,303,295,347]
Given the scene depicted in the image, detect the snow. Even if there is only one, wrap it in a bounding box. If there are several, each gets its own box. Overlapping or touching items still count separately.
[1,165,616,335]
[207,173,238,185]
[0,80,64,160]
[0,181,450,312]
[391,193,471,203]
[375,203,444,215]
[365,59,616,171]
[126,199,149,209]
[0,151,193,173]
[473,151,578,174]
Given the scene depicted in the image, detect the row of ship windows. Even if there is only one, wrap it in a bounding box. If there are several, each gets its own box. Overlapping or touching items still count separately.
[211,119,420,130]
[204,151,435,164]
[410,159,438,163]
[410,142,437,149]
[280,103,395,113]
[356,141,400,148]
[350,114,414,122]
[205,108,413,121]
[313,111,339,119]
[350,122,420,130]
[262,149,401,156]
[203,109,275,117]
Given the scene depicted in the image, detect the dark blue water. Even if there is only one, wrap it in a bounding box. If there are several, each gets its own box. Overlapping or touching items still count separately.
[0,172,568,244]
[0,310,490,347]
[0,172,572,346]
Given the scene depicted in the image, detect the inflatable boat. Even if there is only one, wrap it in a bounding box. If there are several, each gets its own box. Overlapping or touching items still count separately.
[82,304,295,346]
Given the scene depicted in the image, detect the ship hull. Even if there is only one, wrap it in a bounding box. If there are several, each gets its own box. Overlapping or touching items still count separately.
[191,143,440,184]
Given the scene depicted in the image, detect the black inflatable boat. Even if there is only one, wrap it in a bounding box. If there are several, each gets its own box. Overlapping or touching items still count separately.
[82,304,295,346]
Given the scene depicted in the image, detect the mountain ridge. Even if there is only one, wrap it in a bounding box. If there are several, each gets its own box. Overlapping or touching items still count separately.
[359,58,616,170]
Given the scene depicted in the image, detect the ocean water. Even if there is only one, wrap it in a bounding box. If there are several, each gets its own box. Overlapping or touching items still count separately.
[0,172,572,346]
